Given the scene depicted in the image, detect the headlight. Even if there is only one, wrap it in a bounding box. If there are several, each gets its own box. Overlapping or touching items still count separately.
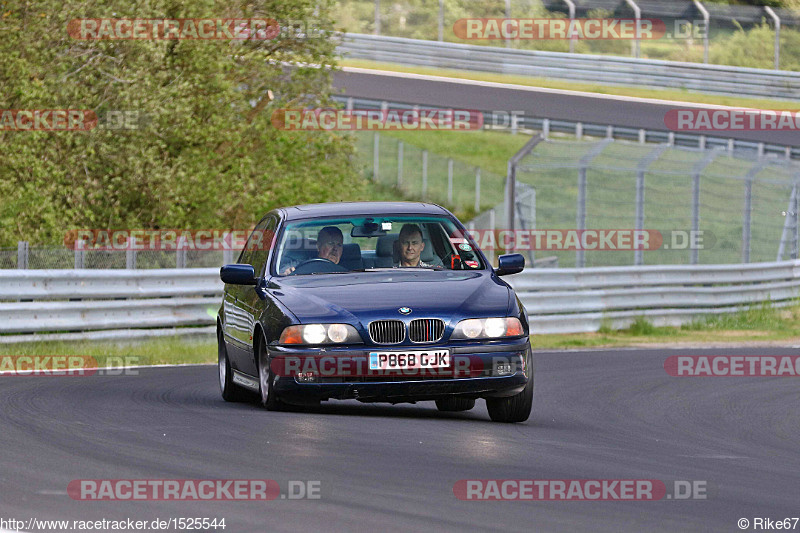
[451,317,524,340]
[279,324,362,345]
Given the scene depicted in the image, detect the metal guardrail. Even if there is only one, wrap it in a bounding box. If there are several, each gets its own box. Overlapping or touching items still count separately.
[1,262,799,340]
[0,269,222,342]
[507,260,800,334]
[337,33,800,100]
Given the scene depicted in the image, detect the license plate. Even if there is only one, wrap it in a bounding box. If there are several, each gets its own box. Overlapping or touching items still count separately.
[369,350,450,370]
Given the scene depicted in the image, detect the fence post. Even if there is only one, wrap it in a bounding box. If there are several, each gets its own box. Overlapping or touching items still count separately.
[126,237,137,269]
[742,159,770,263]
[447,158,454,204]
[691,147,720,264]
[475,168,481,212]
[373,132,379,181]
[422,150,428,199]
[635,144,669,266]
[177,235,187,269]
[16,241,28,269]
[765,6,781,70]
[488,208,496,265]
[397,141,404,188]
[623,0,641,58]
[563,0,576,54]
[74,240,85,269]
[438,0,444,42]
[794,182,800,259]
[576,139,613,268]
[693,0,710,64]
[223,248,234,265]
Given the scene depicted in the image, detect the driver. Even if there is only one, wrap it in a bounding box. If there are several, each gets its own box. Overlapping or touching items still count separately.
[282,226,343,275]
[394,224,434,268]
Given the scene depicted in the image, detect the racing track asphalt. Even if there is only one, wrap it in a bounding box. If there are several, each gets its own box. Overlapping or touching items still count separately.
[332,69,800,148]
[0,346,799,532]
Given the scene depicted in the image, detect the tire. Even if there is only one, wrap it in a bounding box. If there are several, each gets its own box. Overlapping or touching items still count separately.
[435,397,476,412]
[218,331,248,402]
[257,336,286,411]
[486,371,534,423]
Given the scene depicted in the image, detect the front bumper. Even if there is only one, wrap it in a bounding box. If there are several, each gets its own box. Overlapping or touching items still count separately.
[269,338,532,404]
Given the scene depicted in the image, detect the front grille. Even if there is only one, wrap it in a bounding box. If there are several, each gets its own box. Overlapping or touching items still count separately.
[369,320,405,344]
[409,318,445,343]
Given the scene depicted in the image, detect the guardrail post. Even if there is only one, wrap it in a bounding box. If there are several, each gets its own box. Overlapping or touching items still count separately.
[397,141,403,188]
[693,0,710,64]
[74,240,85,269]
[699,135,706,150]
[373,132,379,181]
[447,158,454,204]
[638,129,646,144]
[223,248,234,265]
[606,125,613,139]
[17,241,28,269]
[475,168,481,212]
[177,235,187,269]
[624,0,641,58]
[575,122,583,140]
[346,97,353,112]
[126,237,137,269]
[422,150,428,199]
[511,113,518,135]
[728,139,735,154]
[542,119,550,140]
[765,7,781,70]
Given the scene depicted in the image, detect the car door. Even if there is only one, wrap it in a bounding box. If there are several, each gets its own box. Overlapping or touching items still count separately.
[233,215,278,377]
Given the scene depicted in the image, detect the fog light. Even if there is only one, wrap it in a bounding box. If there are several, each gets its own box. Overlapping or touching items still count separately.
[494,362,513,376]
[297,372,316,382]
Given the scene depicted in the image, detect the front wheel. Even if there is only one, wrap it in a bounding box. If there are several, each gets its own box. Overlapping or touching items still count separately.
[485,374,533,423]
[257,338,286,411]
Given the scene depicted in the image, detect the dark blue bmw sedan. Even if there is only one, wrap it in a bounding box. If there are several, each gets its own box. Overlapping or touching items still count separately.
[217,202,533,422]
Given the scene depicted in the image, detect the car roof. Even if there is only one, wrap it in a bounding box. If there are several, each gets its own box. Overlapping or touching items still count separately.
[278,201,451,221]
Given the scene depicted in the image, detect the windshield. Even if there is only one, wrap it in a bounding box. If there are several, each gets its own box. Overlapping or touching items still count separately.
[273,215,485,276]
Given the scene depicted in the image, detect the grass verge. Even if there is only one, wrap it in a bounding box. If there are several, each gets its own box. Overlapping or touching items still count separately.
[340,58,799,110]
[534,303,800,349]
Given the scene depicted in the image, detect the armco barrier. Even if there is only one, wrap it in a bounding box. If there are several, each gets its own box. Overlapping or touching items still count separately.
[337,33,800,100]
[1,262,798,341]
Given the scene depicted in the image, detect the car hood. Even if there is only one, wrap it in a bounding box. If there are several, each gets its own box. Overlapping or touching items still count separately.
[269,270,511,324]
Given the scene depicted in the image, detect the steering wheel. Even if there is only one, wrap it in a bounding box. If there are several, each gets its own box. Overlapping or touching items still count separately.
[291,257,348,275]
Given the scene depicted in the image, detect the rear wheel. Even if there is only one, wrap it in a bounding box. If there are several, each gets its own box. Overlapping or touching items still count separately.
[218,331,247,402]
[435,397,476,412]
[257,336,286,411]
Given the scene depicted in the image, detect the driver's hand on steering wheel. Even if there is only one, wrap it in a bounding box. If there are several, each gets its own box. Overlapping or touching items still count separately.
[281,265,296,275]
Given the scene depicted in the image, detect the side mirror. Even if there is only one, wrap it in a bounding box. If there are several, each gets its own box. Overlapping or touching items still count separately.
[220,264,256,285]
[495,254,525,276]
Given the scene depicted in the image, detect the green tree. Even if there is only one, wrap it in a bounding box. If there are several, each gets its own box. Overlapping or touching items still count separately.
[0,0,364,246]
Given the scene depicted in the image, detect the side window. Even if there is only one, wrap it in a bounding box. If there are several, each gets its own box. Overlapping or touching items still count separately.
[238,216,277,277]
